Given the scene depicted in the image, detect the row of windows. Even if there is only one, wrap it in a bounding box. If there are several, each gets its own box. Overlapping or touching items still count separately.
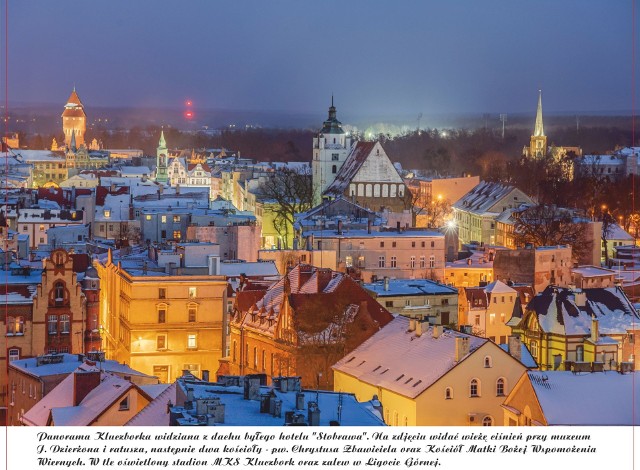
[444,377,506,399]
[6,317,24,335]
[349,183,406,198]
[377,255,436,269]
[155,333,198,350]
[158,287,198,299]
[157,303,198,323]
[380,241,436,248]
[47,314,70,335]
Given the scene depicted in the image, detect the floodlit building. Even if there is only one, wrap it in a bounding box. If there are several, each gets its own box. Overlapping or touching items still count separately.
[333,316,528,426]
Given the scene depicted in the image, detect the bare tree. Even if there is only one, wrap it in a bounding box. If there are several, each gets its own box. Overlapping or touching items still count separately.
[259,167,313,249]
[513,204,591,261]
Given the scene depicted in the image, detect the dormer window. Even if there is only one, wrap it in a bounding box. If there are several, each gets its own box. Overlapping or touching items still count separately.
[103,209,111,218]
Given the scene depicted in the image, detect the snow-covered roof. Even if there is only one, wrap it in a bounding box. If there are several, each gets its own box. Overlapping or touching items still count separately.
[484,280,517,295]
[302,228,443,239]
[219,260,279,278]
[524,286,640,336]
[125,383,176,426]
[524,371,640,425]
[498,343,537,369]
[10,354,155,379]
[333,316,487,398]
[452,181,530,215]
[363,278,458,297]
[605,224,634,241]
[572,265,616,278]
[580,154,625,166]
[151,379,384,426]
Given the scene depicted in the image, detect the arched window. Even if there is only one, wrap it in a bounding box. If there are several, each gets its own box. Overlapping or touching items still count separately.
[54,281,65,301]
[470,378,480,397]
[482,416,493,426]
[496,378,505,396]
[445,387,453,400]
[232,340,237,363]
[484,356,492,368]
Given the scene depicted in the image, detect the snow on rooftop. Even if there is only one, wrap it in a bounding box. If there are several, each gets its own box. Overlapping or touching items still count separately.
[526,371,640,425]
[333,316,486,399]
[363,278,457,297]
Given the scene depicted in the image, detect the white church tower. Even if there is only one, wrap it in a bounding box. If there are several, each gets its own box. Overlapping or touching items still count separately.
[312,98,352,206]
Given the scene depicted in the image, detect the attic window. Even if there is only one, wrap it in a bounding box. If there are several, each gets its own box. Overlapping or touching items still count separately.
[380,368,389,375]
[396,374,405,381]
[346,357,355,363]
[412,380,423,388]
[358,360,366,367]
[405,377,413,384]
[373,365,381,372]
[119,395,130,411]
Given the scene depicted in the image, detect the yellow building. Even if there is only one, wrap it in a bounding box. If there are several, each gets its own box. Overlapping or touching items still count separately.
[509,286,640,371]
[445,250,495,288]
[95,250,228,383]
[333,316,527,426]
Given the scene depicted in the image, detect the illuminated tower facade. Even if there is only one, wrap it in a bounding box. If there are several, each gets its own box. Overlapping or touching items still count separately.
[62,87,86,148]
[527,90,547,159]
[312,98,352,206]
[156,130,169,183]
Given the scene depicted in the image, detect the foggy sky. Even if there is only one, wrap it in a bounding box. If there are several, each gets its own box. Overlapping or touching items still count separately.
[3,1,638,117]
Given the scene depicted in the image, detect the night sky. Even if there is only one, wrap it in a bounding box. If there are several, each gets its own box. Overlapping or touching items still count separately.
[4,1,638,116]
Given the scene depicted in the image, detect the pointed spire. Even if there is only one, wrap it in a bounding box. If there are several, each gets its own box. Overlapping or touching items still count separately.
[159,130,166,148]
[534,89,544,137]
[70,129,77,150]
[328,96,337,121]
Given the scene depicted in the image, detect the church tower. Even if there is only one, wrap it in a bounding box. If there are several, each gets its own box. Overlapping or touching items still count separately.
[527,90,547,159]
[156,130,169,183]
[312,98,352,206]
[62,87,86,147]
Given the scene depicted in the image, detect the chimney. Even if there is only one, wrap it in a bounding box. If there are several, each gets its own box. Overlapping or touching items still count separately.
[73,370,101,406]
[206,402,225,424]
[416,318,427,337]
[507,335,522,362]
[408,317,416,332]
[574,290,586,307]
[455,337,470,362]
[383,276,389,291]
[337,220,343,235]
[307,401,321,426]
[176,184,180,195]
[590,316,599,343]
[367,219,372,234]
[202,370,210,382]
[296,392,305,411]
[432,324,442,339]
[396,221,401,232]
[243,375,261,400]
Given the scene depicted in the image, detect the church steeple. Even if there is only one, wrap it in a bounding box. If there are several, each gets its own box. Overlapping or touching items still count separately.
[526,89,548,159]
[156,130,169,183]
[534,89,544,137]
[159,130,167,148]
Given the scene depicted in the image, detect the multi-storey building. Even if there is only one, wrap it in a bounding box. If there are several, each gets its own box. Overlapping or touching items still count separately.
[300,226,445,282]
[95,249,228,384]
[61,88,86,148]
[16,207,84,249]
[452,181,534,247]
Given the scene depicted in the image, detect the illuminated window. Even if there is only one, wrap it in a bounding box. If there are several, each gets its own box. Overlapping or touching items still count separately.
[188,287,197,299]
[146,215,152,221]
[253,346,258,368]
[489,313,495,325]
[173,230,181,239]
[345,256,353,268]
[173,215,181,223]
[161,215,167,223]
[187,334,197,349]
[157,335,167,350]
